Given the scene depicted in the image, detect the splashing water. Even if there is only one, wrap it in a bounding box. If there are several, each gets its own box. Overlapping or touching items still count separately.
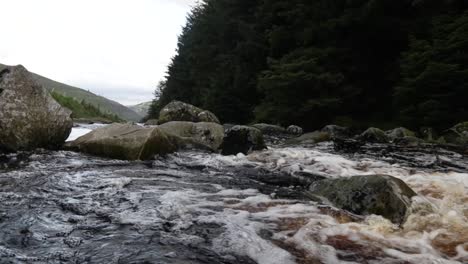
[0,129,466,263]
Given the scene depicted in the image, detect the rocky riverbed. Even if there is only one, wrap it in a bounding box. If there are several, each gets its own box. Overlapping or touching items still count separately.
[0,125,467,264]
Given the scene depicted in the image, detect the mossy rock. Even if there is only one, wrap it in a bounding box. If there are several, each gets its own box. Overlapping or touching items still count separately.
[385,127,416,139]
[251,123,286,135]
[359,127,389,143]
[439,122,468,145]
[285,131,331,145]
[307,175,417,224]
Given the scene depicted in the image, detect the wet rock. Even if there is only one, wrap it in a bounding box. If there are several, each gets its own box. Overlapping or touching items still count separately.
[221,126,266,155]
[358,127,389,143]
[145,119,159,126]
[159,101,220,125]
[251,123,286,135]
[439,122,468,145]
[307,175,417,224]
[159,121,224,151]
[287,125,303,135]
[322,125,350,138]
[0,65,73,151]
[385,127,416,140]
[284,131,331,145]
[66,123,177,160]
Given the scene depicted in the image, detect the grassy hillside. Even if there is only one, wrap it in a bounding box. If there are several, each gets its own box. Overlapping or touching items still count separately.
[0,63,143,121]
[51,92,123,123]
[128,101,151,117]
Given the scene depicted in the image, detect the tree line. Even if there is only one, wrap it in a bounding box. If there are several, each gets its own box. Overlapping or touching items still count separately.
[148,0,468,132]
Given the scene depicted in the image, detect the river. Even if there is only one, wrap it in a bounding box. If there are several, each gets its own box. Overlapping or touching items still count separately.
[0,124,466,263]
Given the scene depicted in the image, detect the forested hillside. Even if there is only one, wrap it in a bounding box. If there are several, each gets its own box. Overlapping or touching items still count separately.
[149,0,468,131]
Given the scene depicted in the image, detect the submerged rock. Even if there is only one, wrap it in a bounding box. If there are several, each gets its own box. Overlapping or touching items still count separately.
[359,127,389,143]
[67,123,177,160]
[221,125,266,155]
[251,123,286,135]
[159,121,224,151]
[0,65,73,151]
[307,175,417,224]
[287,125,303,135]
[159,101,220,125]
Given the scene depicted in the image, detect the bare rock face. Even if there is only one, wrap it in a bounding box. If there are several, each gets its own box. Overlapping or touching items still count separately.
[67,123,177,160]
[0,65,73,151]
[158,101,220,125]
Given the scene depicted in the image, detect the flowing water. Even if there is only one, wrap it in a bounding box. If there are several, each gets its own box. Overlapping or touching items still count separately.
[0,124,467,264]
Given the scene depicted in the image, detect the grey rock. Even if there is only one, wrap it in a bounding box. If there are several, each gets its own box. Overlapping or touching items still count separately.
[66,123,177,160]
[159,101,219,124]
[159,121,224,151]
[287,125,303,135]
[0,65,73,151]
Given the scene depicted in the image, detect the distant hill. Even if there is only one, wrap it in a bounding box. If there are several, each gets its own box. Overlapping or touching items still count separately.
[0,63,143,122]
[128,101,151,117]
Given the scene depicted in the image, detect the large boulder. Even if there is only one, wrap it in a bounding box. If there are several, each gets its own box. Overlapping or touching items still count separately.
[159,121,224,151]
[221,125,266,155]
[358,127,389,143]
[251,123,286,135]
[307,175,417,224]
[158,101,219,125]
[439,122,468,145]
[0,65,73,151]
[66,123,177,160]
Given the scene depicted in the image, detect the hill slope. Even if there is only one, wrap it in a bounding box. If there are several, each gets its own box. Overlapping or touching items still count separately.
[0,63,142,122]
[128,101,151,117]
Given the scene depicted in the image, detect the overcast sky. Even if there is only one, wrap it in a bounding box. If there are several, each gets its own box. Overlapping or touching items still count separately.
[0,0,198,105]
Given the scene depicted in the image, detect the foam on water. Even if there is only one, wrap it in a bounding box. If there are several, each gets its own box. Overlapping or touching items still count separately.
[197,147,468,263]
[1,135,467,263]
